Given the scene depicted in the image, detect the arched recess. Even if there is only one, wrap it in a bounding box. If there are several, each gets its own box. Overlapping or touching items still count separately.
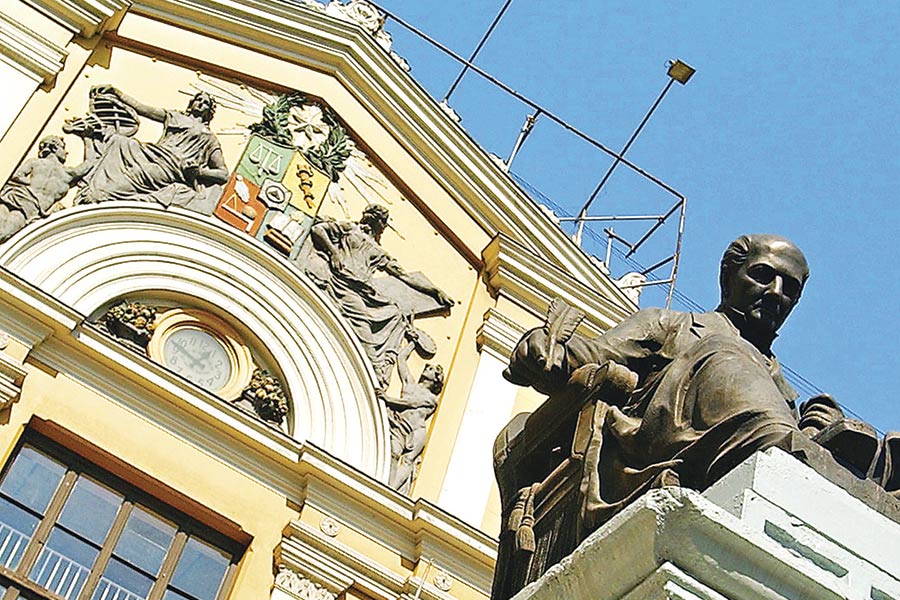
[0,202,390,481]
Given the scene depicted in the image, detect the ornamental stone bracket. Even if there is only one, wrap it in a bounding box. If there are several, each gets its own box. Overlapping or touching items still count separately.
[481,233,635,334]
[0,350,27,410]
[475,308,525,360]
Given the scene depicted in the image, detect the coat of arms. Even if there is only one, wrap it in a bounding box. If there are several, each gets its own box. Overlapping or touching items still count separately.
[214,93,346,257]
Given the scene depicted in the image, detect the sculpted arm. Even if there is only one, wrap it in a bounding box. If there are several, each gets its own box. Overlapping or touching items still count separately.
[382,259,453,308]
[505,307,673,395]
[91,85,166,122]
[193,147,229,185]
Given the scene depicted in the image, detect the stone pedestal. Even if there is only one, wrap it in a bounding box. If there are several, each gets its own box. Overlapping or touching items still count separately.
[510,448,900,600]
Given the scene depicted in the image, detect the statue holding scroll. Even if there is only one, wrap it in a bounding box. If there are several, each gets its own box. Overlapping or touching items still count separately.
[506,234,831,526]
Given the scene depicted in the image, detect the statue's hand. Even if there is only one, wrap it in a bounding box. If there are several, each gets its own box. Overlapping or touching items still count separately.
[798,393,845,435]
[90,84,119,97]
[182,162,200,184]
[503,328,566,394]
[433,289,454,308]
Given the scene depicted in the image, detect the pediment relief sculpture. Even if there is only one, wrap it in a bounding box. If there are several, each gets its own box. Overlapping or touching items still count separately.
[2,76,453,489]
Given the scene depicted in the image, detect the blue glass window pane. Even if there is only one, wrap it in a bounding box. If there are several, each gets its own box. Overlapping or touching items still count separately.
[58,476,122,544]
[114,506,175,575]
[30,528,98,599]
[0,446,65,514]
[0,496,38,569]
[92,557,154,600]
[170,537,229,600]
[162,590,190,600]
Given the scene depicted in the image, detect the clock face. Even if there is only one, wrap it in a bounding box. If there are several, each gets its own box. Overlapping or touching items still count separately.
[162,327,232,392]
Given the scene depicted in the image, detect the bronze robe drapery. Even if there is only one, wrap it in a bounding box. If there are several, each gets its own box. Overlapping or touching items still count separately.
[559,308,801,525]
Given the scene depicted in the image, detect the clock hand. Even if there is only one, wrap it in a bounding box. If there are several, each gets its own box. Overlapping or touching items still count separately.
[172,339,204,369]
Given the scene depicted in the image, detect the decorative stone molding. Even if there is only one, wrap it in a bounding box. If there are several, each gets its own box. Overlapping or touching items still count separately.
[476,308,525,359]
[0,352,26,410]
[482,233,635,334]
[0,204,390,481]
[0,12,67,85]
[280,502,495,600]
[319,517,339,537]
[297,0,410,71]
[432,570,452,592]
[275,567,337,600]
[614,271,646,305]
[22,0,129,37]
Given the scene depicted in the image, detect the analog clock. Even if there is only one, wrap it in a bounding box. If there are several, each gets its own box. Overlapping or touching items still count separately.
[162,327,232,392]
[148,308,253,400]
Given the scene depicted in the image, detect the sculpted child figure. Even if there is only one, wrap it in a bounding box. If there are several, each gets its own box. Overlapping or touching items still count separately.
[0,136,88,242]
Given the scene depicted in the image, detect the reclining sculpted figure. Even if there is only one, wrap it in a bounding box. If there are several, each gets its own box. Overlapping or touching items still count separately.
[505,234,846,527]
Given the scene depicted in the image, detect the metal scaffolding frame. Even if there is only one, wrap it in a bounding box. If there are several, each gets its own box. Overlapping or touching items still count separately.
[368,1,691,307]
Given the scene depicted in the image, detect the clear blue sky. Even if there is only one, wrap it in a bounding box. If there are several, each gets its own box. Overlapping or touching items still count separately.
[375,1,900,432]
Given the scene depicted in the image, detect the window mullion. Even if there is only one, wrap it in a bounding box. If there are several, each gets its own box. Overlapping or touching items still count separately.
[147,531,187,600]
[215,562,238,600]
[75,502,133,600]
[16,471,78,576]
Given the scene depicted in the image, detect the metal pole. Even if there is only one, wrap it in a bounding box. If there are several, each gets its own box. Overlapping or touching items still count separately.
[574,77,676,243]
[372,3,683,198]
[505,109,541,169]
[443,0,515,102]
[604,228,614,267]
[625,199,682,258]
[666,197,687,308]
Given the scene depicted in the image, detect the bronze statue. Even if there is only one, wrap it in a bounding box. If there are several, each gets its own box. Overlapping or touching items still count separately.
[505,234,817,525]
[74,85,229,210]
[386,340,444,494]
[0,136,88,242]
[494,234,900,600]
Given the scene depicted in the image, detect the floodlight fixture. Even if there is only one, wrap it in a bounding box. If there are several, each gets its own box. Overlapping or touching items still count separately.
[667,59,695,85]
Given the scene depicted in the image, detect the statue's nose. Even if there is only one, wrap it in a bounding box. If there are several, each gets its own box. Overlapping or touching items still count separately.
[765,275,784,297]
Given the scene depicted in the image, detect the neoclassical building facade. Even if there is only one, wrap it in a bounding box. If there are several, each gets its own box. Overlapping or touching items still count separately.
[0,1,637,599]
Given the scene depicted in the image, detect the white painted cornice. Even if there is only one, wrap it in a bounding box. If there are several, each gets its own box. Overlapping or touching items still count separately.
[281,518,493,600]
[0,12,67,85]
[483,233,636,334]
[296,445,496,596]
[126,0,631,291]
[476,308,527,359]
[22,0,129,37]
[0,352,27,410]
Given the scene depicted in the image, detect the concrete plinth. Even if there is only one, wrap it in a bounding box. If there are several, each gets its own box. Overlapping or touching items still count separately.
[510,448,900,600]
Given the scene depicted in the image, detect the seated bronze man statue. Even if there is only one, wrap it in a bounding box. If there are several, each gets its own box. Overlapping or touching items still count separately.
[504,234,890,529]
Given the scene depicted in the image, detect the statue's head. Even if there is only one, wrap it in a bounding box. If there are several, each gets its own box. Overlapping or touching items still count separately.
[419,364,445,395]
[187,92,216,123]
[717,234,809,348]
[360,204,390,240]
[38,136,67,162]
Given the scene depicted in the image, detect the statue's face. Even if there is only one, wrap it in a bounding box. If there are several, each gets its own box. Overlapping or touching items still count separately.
[188,95,213,121]
[419,365,443,394]
[723,240,807,339]
[40,140,66,162]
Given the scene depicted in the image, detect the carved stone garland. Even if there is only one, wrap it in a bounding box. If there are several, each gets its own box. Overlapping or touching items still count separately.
[274,567,336,600]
